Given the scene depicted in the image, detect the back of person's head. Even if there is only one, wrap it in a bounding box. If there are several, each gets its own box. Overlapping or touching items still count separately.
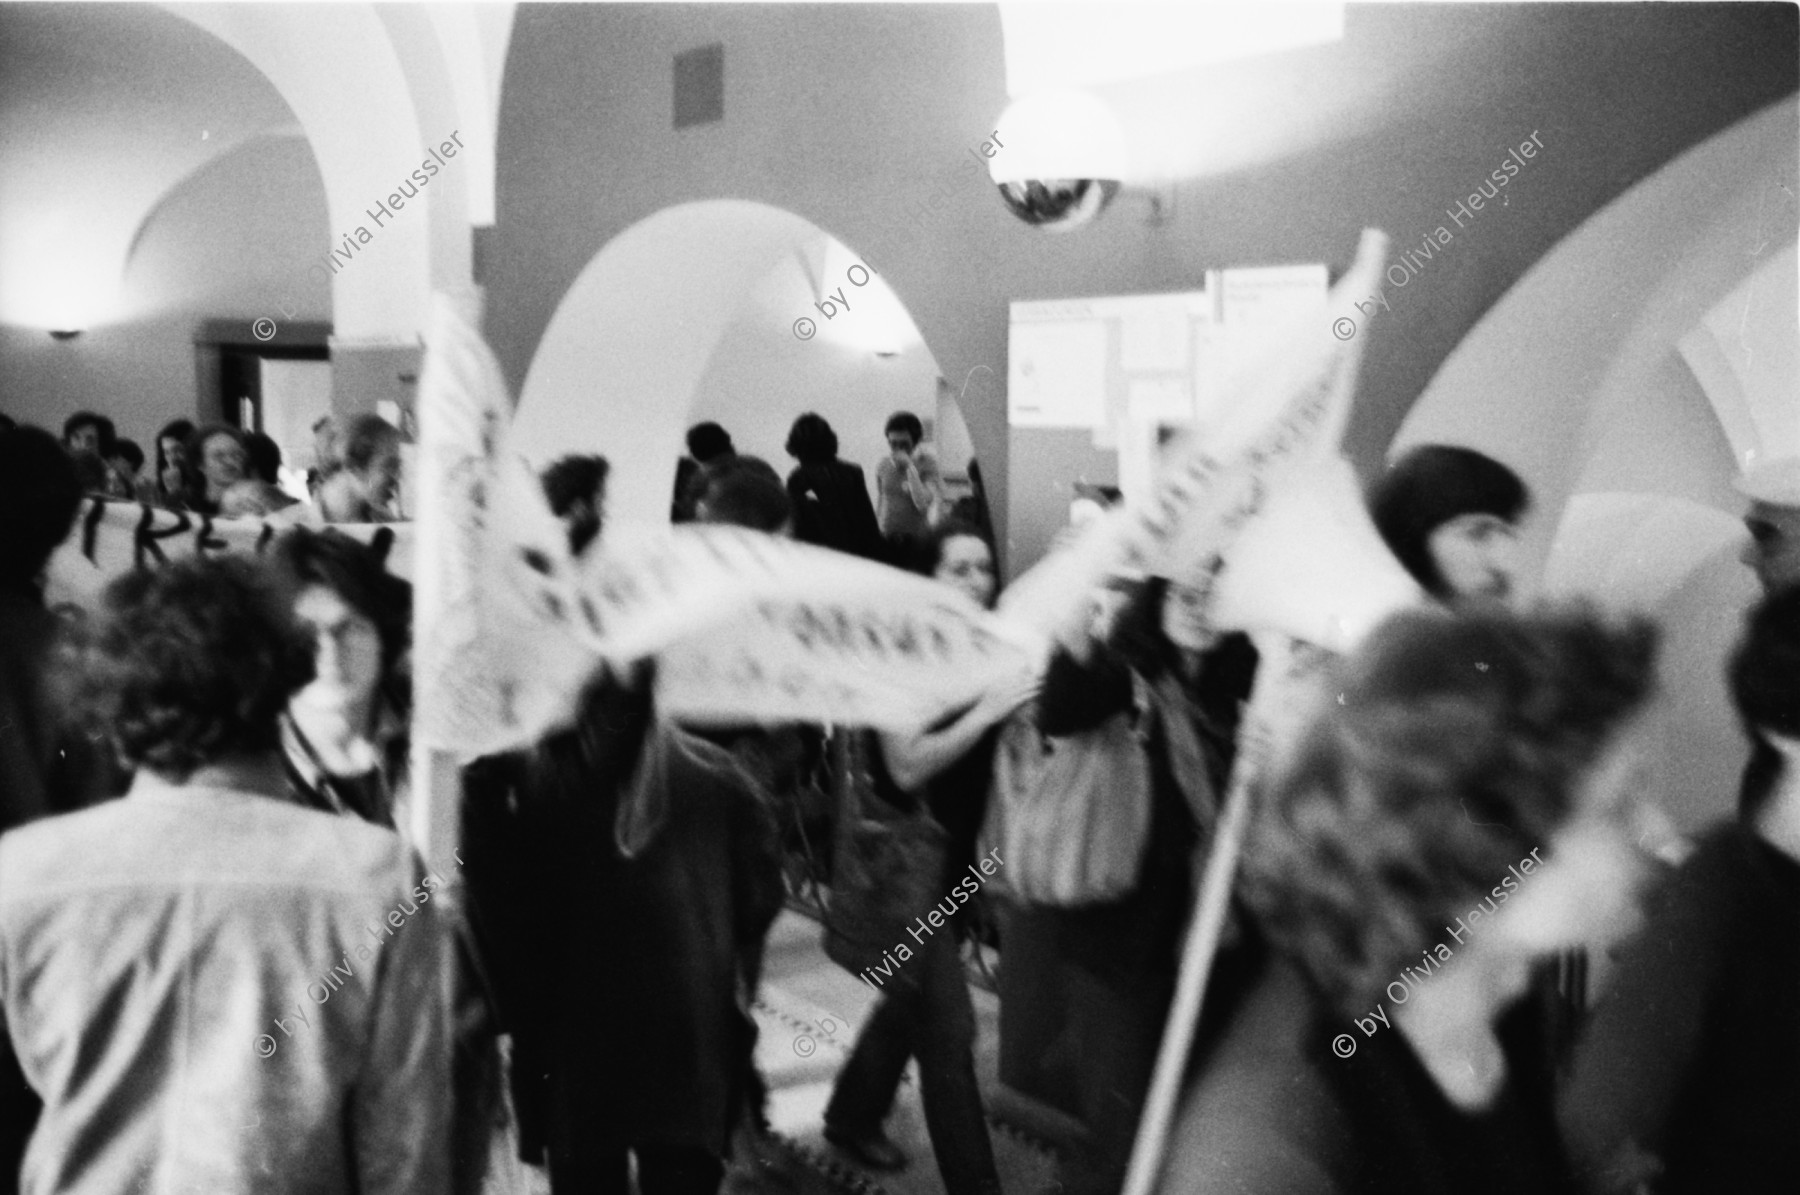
[0,427,84,587]
[339,414,401,475]
[64,555,313,781]
[785,413,838,465]
[1244,606,1656,1013]
[243,432,283,484]
[1370,446,1529,597]
[62,411,114,454]
[694,455,792,533]
[884,411,924,447]
[68,448,111,496]
[685,422,734,464]
[1731,582,1800,819]
[110,438,145,475]
[540,454,610,518]
[268,527,412,677]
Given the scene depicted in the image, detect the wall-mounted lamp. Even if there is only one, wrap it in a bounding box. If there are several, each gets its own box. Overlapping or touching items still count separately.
[48,329,82,341]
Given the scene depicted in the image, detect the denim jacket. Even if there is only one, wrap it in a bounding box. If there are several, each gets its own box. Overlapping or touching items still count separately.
[0,771,453,1194]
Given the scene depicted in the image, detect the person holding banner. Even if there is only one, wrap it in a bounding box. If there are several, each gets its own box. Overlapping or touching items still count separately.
[183,423,252,517]
[1162,608,1657,1195]
[822,520,1033,1195]
[1028,577,1258,1195]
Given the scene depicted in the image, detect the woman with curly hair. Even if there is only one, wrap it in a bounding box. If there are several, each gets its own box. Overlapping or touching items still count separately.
[268,527,412,828]
[1161,607,1658,1195]
[0,554,453,1192]
[1561,585,1800,1195]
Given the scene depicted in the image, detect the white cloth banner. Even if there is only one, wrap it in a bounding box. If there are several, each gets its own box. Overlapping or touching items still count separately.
[45,500,410,611]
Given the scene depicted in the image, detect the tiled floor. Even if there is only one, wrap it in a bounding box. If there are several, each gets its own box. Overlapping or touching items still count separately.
[482,908,1061,1195]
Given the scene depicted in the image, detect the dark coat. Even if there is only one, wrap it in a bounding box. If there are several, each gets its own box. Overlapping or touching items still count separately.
[786,460,884,561]
[461,678,784,1162]
[1167,950,1576,1195]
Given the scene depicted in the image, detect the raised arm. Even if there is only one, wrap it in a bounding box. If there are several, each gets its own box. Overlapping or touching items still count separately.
[880,667,1040,792]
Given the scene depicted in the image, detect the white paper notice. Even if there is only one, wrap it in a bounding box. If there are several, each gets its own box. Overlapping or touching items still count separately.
[1120,307,1192,372]
[1218,265,1329,326]
[1009,320,1108,428]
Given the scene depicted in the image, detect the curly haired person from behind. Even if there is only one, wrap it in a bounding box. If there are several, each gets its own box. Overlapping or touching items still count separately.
[1562,585,1800,1195]
[0,556,454,1194]
[1162,608,1659,1195]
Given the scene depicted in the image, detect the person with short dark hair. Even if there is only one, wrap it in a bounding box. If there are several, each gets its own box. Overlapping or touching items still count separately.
[244,430,284,486]
[877,411,941,549]
[1370,445,1530,604]
[1561,584,1800,1195]
[0,555,454,1193]
[104,437,146,501]
[672,422,736,523]
[1164,608,1659,1195]
[318,414,403,524]
[542,454,611,556]
[60,411,113,457]
[693,455,791,534]
[154,418,195,509]
[784,413,883,560]
[183,423,250,515]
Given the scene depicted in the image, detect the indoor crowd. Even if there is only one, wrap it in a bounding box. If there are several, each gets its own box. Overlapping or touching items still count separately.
[0,408,1795,1195]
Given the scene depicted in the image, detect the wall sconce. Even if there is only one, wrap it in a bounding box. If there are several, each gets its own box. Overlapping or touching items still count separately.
[49,329,82,341]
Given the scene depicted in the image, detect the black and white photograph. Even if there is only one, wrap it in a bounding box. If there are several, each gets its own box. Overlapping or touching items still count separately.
[0,2,1795,1193]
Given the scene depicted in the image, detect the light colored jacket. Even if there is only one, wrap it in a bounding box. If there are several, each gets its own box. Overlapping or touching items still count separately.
[0,772,453,1194]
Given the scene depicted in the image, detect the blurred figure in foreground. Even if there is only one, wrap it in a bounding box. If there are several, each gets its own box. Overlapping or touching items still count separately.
[1738,457,1800,592]
[1164,608,1659,1195]
[542,454,610,557]
[318,414,403,524]
[0,555,454,1193]
[1370,445,1529,607]
[1561,584,1800,1195]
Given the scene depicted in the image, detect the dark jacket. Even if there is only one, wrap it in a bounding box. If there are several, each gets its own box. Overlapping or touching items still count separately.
[1166,950,1576,1195]
[461,678,784,1161]
[786,459,884,560]
[1560,822,1800,1195]
[1034,633,1257,979]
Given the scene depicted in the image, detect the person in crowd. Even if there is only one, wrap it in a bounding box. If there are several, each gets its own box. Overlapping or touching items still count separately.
[821,521,1034,1195]
[0,428,99,830]
[1369,444,1530,607]
[1029,575,1259,1195]
[219,478,301,519]
[1738,457,1800,592]
[183,422,251,516]
[268,528,412,828]
[60,411,113,457]
[785,412,883,560]
[154,417,195,508]
[104,437,146,501]
[67,448,113,498]
[1560,584,1800,1195]
[460,660,782,1195]
[245,429,285,486]
[693,455,793,534]
[317,414,404,524]
[0,554,454,1192]
[673,421,736,523]
[542,453,611,556]
[308,414,342,499]
[876,411,942,557]
[1161,608,1658,1195]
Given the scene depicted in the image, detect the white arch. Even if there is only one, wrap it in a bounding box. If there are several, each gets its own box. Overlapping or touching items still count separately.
[511,201,824,525]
